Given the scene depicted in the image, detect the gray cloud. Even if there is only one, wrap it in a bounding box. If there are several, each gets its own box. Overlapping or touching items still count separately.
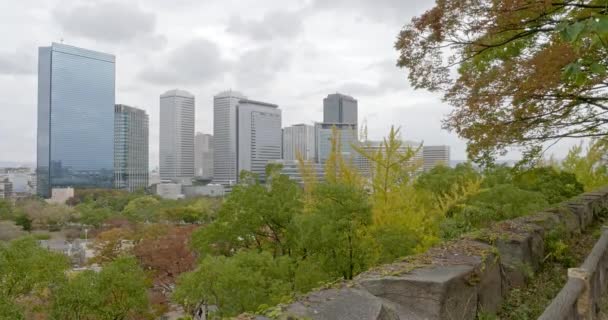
[234,46,291,88]
[334,59,408,96]
[139,39,228,85]
[227,10,304,41]
[54,1,161,43]
[313,0,432,25]
[0,51,35,75]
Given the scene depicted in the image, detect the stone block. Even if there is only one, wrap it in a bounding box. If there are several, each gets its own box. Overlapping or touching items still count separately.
[565,199,594,230]
[284,287,400,320]
[546,206,580,233]
[358,265,477,320]
[493,222,544,288]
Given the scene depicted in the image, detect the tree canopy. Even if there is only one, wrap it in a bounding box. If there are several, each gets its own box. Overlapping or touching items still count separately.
[396,1,608,162]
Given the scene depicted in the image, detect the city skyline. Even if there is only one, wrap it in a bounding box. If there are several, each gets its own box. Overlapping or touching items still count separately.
[0,0,584,167]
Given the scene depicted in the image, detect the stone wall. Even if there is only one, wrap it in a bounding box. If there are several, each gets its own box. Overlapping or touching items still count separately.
[260,188,608,320]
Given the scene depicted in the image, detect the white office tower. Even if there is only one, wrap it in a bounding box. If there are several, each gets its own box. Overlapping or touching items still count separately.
[356,140,424,177]
[159,89,195,184]
[213,91,282,187]
[237,99,282,181]
[195,133,214,180]
[282,124,315,161]
[213,90,246,187]
[423,145,451,171]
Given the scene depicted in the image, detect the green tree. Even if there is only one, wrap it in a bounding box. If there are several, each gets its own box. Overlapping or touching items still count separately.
[294,183,376,280]
[0,199,13,220]
[441,184,550,239]
[14,214,32,231]
[513,167,584,204]
[0,237,69,318]
[561,139,608,191]
[192,167,301,257]
[173,251,292,318]
[415,163,481,198]
[51,256,150,320]
[396,1,608,163]
[77,204,114,228]
[122,196,160,222]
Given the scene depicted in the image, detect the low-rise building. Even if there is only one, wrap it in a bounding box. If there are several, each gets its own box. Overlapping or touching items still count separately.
[46,187,74,204]
[183,184,224,198]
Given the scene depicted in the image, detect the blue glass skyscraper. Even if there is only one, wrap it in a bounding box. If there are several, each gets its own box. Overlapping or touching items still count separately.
[37,43,115,198]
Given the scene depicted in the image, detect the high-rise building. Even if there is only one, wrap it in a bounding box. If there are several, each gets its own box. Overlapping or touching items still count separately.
[213,91,282,187]
[159,89,195,184]
[423,145,451,171]
[0,178,13,199]
[314,123,358,164]
[323,93,358,126]
[283,124,315,161]
[37,43,115,198]
[237,99,282,181]
[355,140,424,177]
[114,104,149,192]
[195,133,214,180]
[269,159,325,185]
[213,90,245,187]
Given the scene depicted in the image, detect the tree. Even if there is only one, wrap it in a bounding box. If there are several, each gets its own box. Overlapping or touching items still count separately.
[294,183,377,280]
[396,1,608,163]
[415,163,481,198]
[51,256,150,320]
[513,167,584,203]
[133,226,197,291]
[0,237,69,319]
[122,196,160,222]
[0,199,13,220]
[14,214,32,231]
[561,139,608,191]
[192,167,302,257]
[172,251,292,318]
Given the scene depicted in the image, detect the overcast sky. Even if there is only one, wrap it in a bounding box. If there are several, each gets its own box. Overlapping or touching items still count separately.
[0,0,582,168]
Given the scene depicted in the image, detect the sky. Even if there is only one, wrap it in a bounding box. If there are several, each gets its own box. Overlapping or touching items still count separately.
[0,0,583,168]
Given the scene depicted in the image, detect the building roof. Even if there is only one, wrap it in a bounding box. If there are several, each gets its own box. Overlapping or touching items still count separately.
[214,90,247,99]
[160,89,194,99]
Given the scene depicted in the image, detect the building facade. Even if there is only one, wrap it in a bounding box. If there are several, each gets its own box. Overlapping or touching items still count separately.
[323,93,358,126]
[213,91,246,187]
[355,140,424,177]
[237,99,282,181]
[423,145,451,171]
[114,104,149,191]
[159,90,195,183]
[213,91,282,186]
[195,133,214,180]
[37,43,115,198]
[283,124,315,161]
[0,178,13,199]
[315,123,359,164]
[269,159,324,186]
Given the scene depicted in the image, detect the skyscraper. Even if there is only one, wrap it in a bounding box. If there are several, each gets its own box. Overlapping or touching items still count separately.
[159,89,195,183]
[114,104,149,191]
[37,43,115,198]
[237,99,282,180]
[195,133,214,180]
[323,93,358,126]
[283,124,315,161]
[213,91,282,187]
[423,145,451,171]
[314,123,358,164]
[213,90,245,187]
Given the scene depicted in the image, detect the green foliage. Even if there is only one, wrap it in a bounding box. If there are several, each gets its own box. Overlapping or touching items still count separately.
[76,204,114,228]
[415,163,481,198]
[294,182,376,280]
[14,214,32,231]
[0,199,13,220]
[122,196,160,222]
[441,185,549,239]
[513,167,584,204]
[192,172,301,257]
[561,140,608,191]
[51,256,150,320]
[0,237,69,318]
[173,251,293,317]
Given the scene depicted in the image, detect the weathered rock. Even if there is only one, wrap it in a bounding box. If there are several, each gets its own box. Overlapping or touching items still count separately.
[493,222,544,288]
[545,206,580,233]
[476,252,503,314]
[284,287,400,320]
[565,198,594,230]
[358,265,477,320]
